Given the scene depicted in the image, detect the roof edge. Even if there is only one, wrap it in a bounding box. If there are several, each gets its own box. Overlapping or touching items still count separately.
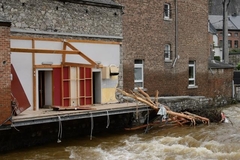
[58,0,123,9]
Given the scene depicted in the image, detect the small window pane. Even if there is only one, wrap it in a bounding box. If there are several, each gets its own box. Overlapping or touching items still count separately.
[189,66,194,78]
[234,40,238,48]
[134,82,143,88]
[134,68,142,80]
[189,80,195,85]
[134,60,142,64]
[228,40,232,48]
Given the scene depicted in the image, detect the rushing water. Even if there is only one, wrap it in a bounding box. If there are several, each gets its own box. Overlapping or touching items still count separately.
[1,104,240,160]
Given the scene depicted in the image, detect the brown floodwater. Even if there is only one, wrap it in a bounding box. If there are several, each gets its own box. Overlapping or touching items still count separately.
[1,104,240,160]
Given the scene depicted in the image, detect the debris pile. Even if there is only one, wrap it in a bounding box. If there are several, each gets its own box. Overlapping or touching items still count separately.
[117,88,211,130]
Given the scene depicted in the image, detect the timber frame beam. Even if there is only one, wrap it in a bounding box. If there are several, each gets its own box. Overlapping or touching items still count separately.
[10,40,103,68]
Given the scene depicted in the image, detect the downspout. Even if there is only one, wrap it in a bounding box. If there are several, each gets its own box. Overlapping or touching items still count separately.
[172,0,178,68]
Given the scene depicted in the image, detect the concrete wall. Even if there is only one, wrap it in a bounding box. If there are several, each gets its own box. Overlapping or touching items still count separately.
[117,0,210,97]
[0,21,11,126]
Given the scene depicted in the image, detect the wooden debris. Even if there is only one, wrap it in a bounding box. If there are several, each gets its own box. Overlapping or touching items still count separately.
[116,88,210,130]
[52,105,96,111]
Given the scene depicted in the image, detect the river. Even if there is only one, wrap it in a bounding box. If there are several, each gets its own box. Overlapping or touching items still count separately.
[1,104,240,160]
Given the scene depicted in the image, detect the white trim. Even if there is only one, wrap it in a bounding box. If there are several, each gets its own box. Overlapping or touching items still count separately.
[188,61,196,87]
[134,60,144,89]
[164,3,170,19]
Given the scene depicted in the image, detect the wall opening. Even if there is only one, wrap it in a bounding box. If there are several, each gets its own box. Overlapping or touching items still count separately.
[38,70,52,109]
[93,71,101,104]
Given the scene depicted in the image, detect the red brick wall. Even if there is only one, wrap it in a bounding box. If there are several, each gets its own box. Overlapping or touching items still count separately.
[117,0,210,97]
[208,68,233,100]
[0,22,12,125]
[218,30,240,49]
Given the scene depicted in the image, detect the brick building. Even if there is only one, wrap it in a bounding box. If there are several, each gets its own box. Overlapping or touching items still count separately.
[209,15,240,64]
[0,0,235,127]
[0,18,11,125]
[117,0,212,97]
[0,0,123,125]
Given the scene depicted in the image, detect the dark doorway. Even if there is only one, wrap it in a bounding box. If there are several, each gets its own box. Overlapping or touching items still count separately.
[38,71,45,108]
[38,70,52,109]
[92,71,101,104]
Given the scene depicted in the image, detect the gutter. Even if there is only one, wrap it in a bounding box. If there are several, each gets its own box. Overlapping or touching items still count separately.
[58,0,123,9]
[172,0,178,68]
[11,28,123,40]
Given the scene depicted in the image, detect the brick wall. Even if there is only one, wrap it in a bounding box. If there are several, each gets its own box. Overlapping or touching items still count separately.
[0,20,11,125]
[208,68,233,102]
[117,0,210,97]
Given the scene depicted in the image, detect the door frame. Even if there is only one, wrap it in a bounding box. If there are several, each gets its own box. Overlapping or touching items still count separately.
[92,69,102,104]
[36,68,53,110]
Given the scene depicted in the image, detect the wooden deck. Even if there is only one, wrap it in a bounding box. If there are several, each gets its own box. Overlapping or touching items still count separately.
[11,102,151,127]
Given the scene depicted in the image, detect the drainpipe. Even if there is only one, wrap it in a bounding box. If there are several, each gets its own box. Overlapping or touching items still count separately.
[172,0,178,68]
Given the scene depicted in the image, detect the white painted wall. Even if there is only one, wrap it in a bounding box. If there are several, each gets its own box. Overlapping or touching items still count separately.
[213,34,223,61]
[69,42,120,66]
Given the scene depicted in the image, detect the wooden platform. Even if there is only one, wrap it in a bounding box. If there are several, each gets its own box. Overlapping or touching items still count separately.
[11,102,151,127]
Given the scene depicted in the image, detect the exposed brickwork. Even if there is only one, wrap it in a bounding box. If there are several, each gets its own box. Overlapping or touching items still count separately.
[217,30,240,51]
[117,0,211,97]
[208,68,233,101]
[0,23,11,125]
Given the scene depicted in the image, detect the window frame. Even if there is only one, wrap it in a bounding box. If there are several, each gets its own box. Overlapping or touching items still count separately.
[234,40,238,48]
[134,60,144,89]
[188,61,196,87]
[228,40,232,48]
[164,44,171,61]
[164,3,170,20]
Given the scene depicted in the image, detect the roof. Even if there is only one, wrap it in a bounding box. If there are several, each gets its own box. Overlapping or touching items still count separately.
[208,21,217,34]
[83,0,120,5]
[0,16,11,27]
[208,59,234,69]
[209,15,240,30]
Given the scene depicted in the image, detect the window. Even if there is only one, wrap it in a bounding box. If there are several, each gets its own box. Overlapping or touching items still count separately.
[228,33,232,37]
[164,3,170,19]
[134,60,144,88]
[219,40,223,47]
[235,33,238,37]
[234,40,238,48]
[188,61,196,86]
[164,44,171,61]
[228,40,232,48]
